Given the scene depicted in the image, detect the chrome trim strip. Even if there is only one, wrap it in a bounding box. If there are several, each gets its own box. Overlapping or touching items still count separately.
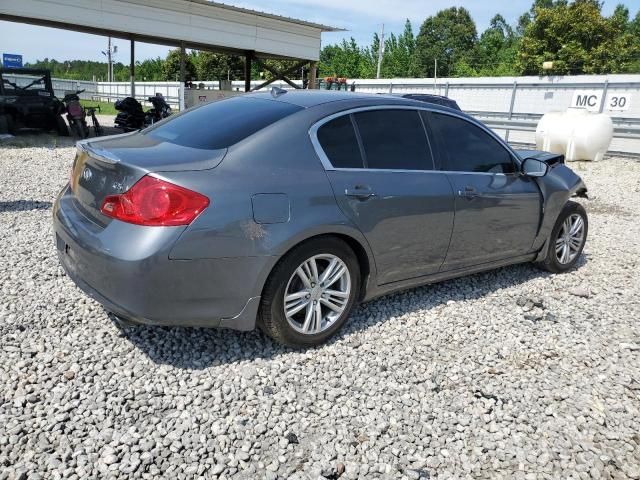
[308,105,522,172]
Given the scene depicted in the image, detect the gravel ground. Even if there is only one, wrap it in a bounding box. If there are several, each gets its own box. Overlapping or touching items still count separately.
[1,136,639,480]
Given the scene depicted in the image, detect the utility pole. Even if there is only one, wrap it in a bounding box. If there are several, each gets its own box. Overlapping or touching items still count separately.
[376,23,385,79]
[108,37,112,82]
[102,37,117,82]
[434,58,437,92]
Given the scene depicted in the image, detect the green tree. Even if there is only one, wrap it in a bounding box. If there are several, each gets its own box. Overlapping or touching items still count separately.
[162,48,197,81]
[517,0,640,75]
[379,20,416,77]
[472,14,520,76]
[194,51,243,81]
[413,7,478,77]
[319,38,375,78]
[136,57,165,81]
[517,0,569,34]
[631,10,640,36]
[611,3,630,30]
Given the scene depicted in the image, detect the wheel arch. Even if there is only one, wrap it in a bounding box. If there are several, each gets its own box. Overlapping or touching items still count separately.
[261,228,376,303]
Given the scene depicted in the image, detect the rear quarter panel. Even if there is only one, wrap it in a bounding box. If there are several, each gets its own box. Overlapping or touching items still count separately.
[166,104,377,296]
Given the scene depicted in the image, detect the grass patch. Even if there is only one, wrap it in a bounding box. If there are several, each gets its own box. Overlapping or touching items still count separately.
[80,99,118,115]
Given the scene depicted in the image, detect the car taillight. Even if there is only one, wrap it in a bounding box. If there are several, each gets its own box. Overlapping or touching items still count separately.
[100,175,209,226]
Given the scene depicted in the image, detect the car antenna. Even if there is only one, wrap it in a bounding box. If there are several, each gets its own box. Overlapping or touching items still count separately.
[271,86,287,98]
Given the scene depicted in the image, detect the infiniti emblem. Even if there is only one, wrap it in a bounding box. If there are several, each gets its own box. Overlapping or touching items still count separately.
[82,167,93,182]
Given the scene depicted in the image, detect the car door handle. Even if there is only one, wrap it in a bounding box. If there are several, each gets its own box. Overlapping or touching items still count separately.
[458,186,479,199]
[345,186,376,200]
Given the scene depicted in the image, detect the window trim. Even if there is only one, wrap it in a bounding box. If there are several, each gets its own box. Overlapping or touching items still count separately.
[309,105,521,174]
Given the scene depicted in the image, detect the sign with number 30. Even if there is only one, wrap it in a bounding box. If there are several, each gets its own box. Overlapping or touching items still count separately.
[607,95,630,111]
[571,91,631,112]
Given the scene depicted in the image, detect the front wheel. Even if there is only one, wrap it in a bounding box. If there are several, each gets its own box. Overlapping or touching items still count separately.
[68,117,81,138]
[537,201,588,273]
[92,117,104,137]
[259,237,361,347]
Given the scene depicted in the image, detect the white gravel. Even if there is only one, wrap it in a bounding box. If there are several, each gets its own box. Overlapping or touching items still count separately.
[1,137,640,480]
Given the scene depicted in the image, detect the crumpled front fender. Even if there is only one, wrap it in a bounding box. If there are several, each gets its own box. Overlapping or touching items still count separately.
[532,164,588,256]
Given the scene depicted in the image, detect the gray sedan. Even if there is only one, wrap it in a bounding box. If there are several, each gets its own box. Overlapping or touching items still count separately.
[53,91,588,347]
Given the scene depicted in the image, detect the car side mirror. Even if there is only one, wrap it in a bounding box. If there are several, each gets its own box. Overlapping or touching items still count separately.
[521,157,549,177]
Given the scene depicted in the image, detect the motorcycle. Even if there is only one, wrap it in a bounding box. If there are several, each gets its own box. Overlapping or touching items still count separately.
[114,94,172,132]
[62,90,90,138]
[114,96,145,132]
[144,94,172,126]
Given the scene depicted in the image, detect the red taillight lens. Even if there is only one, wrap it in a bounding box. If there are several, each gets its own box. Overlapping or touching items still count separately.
[100,175,209,226]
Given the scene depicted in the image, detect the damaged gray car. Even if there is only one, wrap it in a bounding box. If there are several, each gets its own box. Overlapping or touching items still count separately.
[54,91,588,347]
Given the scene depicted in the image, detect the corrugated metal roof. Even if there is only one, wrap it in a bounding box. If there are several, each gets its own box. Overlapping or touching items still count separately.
[188,0,344,32]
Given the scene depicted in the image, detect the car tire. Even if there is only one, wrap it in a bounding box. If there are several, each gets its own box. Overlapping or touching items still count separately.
[537,201,588,273]
[7,115,17,135]
[0,114,17,135]
[69,120,81,138]
[259,236,361,348]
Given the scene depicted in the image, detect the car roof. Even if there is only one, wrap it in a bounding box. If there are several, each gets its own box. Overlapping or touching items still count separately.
[245,89,464,115]
[246,90,374,107]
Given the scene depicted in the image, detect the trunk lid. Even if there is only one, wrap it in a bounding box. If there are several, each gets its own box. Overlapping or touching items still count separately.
[70,131,225,224]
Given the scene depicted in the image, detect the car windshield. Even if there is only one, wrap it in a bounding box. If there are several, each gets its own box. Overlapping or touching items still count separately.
[144,96,303,150]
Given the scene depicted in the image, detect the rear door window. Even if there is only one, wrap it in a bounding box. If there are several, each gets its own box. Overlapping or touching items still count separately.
[429,112,515,174]
[353,109,433,170]
[316,115,364,168]
[145,96,302,149]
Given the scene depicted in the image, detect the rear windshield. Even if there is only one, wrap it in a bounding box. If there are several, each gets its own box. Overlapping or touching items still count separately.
[144,96,302,149]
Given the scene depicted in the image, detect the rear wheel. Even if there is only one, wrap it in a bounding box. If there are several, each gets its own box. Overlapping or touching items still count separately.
[537,201,588,273]
[92,116,104,137]
[68,118,81,138]
[55,115,69,136]
[0,114,8,134]
[259,237,360,347]
[0,114,17,135]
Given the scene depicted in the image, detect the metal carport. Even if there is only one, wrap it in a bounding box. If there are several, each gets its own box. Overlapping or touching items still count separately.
[0,0,341,97]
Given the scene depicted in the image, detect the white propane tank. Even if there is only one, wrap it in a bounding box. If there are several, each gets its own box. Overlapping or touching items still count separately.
[535,111,572,154]
[536,108,614,161]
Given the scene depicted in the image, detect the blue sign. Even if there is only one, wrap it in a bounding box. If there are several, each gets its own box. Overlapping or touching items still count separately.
[3,54,23,69]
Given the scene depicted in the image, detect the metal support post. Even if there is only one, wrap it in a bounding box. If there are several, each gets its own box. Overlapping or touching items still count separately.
[505,81,518,142]
[309,61,318,90]
[244,52,253,92]
[599,80,609,113]
[130,38,135,98]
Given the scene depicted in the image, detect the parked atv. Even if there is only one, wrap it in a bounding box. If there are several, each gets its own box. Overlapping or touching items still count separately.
[0,68,68,135]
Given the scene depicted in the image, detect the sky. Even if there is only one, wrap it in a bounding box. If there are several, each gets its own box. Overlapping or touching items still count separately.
[0,0,637,64]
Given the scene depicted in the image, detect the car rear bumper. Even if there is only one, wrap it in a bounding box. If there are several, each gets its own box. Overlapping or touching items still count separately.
[53,186,269,330]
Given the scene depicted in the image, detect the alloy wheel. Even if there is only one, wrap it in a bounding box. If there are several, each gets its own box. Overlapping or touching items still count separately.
[555,213,585,264]
[284,254,351,335]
